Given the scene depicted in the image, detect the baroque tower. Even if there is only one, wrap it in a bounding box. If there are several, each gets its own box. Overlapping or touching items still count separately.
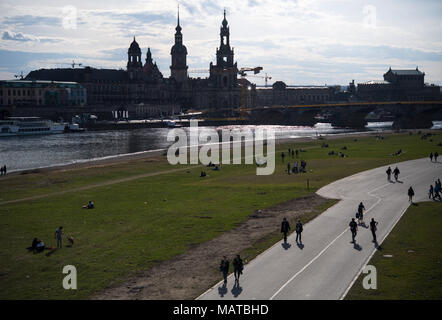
[208,10,239,111]
[170,6,188,83]
[127,37,142,71]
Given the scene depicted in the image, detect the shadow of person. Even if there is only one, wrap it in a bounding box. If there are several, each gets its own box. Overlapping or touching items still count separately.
[296,242,305,250]
[353,243,362,251]
[281,242,291,250]
[374,242,382,251]
[218,282,228,297]
[396,180,403,184]
[411,202,419,206]
[231,281,243,298]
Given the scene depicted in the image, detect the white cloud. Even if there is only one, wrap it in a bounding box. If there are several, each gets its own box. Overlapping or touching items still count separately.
[0,0,441,84]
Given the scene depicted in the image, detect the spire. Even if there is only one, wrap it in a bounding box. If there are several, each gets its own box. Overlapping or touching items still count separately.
[222,9,228,27]
[176,4,182,33]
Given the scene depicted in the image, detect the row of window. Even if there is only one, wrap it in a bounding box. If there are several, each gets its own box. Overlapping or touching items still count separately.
[1,89,43,97]
[18,127,50,132]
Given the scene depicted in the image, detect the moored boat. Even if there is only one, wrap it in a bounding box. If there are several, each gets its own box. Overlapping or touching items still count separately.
[0,117,65,137]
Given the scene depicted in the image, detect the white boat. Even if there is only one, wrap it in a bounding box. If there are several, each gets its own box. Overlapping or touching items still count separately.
[0,117,65,137]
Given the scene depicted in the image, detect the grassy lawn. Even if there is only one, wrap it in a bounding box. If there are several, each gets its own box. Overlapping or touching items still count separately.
[0,131,441,299]
[346,201,442,300]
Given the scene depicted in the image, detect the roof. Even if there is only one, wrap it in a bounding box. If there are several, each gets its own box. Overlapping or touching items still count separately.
[388,69,424,76]
[25,68,128,82]
[0,79,84,88]
[358,80,391,85]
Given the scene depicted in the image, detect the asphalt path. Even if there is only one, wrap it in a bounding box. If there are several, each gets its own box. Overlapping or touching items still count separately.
[198,158,442,300]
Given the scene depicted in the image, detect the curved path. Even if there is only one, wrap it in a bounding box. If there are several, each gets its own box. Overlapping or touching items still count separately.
[198,158,442,300]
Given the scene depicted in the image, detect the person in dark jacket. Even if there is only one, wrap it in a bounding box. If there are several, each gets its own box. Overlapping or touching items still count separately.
[393,167,400,181]
[295,220,303,244]
[386,166,392,181]
[408,186,415,202]
[349,218,358,243]
[435,151,439,162]
[219,256,230,284]
[430,152,433,162]
[232,255,244,282]
[369,218,378,243]
[281,217,291,243]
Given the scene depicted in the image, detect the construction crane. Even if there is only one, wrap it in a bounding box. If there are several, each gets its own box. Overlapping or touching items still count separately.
[247,73,272,87]
[55,60,83,69]
[14,71,24,80]
[238,66,262,77]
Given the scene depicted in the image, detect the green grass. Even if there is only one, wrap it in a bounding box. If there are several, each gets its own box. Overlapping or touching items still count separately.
[0,131,441,299]
[346,202,442,300]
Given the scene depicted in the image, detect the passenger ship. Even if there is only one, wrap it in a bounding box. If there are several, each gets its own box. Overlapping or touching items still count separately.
[0,117,65,136]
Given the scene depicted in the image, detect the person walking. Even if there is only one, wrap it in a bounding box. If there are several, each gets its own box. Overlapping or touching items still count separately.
[386,166,392,181]
[3,165,6,175]
[357,202,365,225]
[430,152,433,162]
[349,218,358,243]
[393,166,400,181]
[287,162,291,175]
[232,254,244,283]
[295,220,303,244]
[291,149,295,158]
[0,166,3,175]
[434,181,442,200]
[281,217,291,244]
[369,218,378,243]
[54,226,63,248]
[429,185,434,200]
[408,186,415,203]
[435,152,439,162]
[281,152,285,163]
[219,256,230,284]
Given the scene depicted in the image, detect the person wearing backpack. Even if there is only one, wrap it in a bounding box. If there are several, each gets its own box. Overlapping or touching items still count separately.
[357,202,365,225]
[281,217,291,244]
[295,220,303,244]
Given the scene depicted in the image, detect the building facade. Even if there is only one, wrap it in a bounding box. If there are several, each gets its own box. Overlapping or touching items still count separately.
[0,80,86,107]
[357,67,440,101]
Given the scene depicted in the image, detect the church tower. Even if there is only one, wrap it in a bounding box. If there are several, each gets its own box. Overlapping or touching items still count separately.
[170,6,188,83]
[208,10,239,112]
[127,37,142,71]
[209,10,238,89]
[216,9,235,68]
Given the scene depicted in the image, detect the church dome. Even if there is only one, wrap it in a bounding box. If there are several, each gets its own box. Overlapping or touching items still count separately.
[128,37,141,54]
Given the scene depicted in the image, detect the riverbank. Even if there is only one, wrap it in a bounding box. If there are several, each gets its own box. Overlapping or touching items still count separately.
[1,122,403,173]
[0,131,441,299]
[4,127,400,176]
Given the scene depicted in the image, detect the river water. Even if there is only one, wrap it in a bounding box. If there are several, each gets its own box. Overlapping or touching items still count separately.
[1,122,441,172]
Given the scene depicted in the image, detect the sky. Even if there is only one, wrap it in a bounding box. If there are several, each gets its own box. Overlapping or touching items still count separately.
[0,0,441,86]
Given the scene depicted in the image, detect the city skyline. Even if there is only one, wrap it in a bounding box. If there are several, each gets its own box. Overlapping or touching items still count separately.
[1,0,441,86]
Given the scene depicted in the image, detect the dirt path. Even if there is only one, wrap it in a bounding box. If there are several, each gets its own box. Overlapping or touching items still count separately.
[93,193,331,300]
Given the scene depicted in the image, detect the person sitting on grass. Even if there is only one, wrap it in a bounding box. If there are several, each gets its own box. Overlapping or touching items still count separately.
[30,238,45,253]
[82,201,94,209]
[67,235,74,247]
